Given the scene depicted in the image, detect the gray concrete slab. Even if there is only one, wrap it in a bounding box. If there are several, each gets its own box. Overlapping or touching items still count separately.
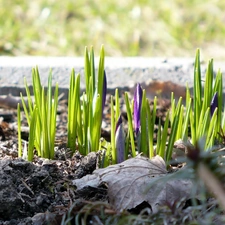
[0,56,224,97]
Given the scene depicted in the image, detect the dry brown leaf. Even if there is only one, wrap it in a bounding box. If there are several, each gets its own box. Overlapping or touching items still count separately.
[129,80,187,100]
[73,155,193,212]
[0,95,24,109]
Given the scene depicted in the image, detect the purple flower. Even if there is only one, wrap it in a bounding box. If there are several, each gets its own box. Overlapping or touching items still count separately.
[115,115,125,163]
[102,70,107,115]
[210,92,218,117]
[134,83,143,135]
[115,114,123,134]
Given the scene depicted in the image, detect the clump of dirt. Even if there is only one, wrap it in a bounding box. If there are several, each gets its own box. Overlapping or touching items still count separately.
[0,147,104,224]
[0,96,112,225]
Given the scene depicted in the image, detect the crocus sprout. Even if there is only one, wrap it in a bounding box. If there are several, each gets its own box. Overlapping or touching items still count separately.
[115,115,125,163]
[134,83,143,136]
[210,92,218,117]
[102,70,107,115]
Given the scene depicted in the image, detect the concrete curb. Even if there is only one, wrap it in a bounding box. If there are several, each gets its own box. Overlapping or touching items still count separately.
[0,56,224,97]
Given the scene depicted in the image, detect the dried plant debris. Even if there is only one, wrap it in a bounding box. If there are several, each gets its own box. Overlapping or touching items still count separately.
[129,80,187,100]
[73,155,194,212]
[0,95,24,109]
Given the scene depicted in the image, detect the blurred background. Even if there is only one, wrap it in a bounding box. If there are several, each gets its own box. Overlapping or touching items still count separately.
[1,0,225,60]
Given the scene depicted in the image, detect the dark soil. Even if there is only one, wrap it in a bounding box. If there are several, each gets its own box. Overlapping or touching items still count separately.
[0,87,175,225]
[0,85,224,225]
[0,96,111,225]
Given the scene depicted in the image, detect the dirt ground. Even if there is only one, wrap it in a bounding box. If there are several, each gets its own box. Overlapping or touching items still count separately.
[0,94,111,225]
[0,85,174,225]
[0,84,224,225]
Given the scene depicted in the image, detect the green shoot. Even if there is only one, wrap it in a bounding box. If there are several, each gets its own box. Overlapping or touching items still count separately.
[20,67,58,160]
[125,92,136,157]
[67,45,106,155]
[17,103,22,157]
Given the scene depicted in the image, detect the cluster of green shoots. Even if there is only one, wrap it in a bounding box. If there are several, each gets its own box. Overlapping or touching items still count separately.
[17,47,224,167]
[18,68,58,160]
[18,46,106,161]
[101,49,224,166]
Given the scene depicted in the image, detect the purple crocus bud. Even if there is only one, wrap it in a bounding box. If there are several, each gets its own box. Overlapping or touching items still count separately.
[134,83,143,135]
[115,115,125,163]
[115,114,123,133]
[102,70,107,115]
[210,92,218,117]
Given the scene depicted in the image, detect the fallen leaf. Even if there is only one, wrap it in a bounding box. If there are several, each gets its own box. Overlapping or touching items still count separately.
[129,80,187,100]
[73,155,193,212]
[0,95,25,109]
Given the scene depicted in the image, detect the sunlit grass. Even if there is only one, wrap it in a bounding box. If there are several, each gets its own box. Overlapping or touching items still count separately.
[20,68,58,160]
[18,47,225,166]
[1,0,225,59]
[67,46,106,154]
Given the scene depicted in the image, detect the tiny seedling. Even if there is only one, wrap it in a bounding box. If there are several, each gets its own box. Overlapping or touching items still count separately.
[20,68,58,160]
[17,48,225,166]
[67,45,107,154]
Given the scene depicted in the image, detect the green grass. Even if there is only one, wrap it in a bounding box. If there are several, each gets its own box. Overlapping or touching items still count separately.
[20,68,58,160]
[1,0,225,59]
[67,46,106,154]
[18,47,224,167]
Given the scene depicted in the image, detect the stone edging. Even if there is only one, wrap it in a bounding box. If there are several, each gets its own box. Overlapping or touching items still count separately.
[0,57,224,97]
